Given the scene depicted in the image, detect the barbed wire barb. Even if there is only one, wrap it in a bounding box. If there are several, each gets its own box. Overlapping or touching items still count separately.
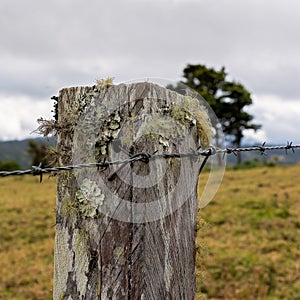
[0,143,300,180]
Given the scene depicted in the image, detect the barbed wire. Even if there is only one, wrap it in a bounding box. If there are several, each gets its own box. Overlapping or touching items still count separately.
[0,142,299,182]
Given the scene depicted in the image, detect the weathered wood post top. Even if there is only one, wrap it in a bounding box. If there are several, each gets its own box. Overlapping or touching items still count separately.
[53,80,213,299]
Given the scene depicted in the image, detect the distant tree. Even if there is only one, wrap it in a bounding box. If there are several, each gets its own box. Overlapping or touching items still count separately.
[27,140,51,168]
[0,160,20,171]
[176,64,261,164]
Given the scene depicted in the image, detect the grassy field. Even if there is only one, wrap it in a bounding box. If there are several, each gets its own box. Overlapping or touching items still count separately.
[197,165,300,299]
[1,165,300,299]
[0,175,56,300]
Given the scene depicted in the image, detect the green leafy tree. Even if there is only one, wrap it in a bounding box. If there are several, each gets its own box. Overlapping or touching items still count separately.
[178,64,261,163]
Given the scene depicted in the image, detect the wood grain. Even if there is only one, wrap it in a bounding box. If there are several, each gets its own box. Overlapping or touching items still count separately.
[53,82,211,299]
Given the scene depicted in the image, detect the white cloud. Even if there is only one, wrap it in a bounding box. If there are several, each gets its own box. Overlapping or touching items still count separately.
[243,129,268,145]
[245,95,300,145]
[0,94,53,140]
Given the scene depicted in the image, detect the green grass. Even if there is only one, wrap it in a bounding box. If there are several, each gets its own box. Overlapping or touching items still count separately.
[1,165,300,299]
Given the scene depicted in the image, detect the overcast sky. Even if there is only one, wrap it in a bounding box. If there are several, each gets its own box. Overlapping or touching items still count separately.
[0,0,299,145]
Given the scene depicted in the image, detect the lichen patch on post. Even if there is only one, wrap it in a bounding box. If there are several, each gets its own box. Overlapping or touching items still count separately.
[170,96,213,148]
[113,246,125,264]
[76,178,105,218]
[72,229,89,297]
[53,226,73,300]
[94,111,122,157]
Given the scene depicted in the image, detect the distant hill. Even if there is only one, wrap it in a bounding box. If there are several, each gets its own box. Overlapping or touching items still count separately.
[0,137,56,169]
[0,138,299,170]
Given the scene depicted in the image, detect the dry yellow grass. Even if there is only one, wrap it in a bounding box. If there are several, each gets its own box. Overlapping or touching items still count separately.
[197,165,300,299]
[1,164,300,299]
[0,175,56,300]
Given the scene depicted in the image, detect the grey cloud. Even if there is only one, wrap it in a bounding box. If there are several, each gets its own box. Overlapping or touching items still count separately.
[1,0,300,97]
[0,0,300,141]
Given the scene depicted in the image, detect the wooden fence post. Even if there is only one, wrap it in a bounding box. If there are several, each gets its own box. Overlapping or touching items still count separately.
[53,81,213,299]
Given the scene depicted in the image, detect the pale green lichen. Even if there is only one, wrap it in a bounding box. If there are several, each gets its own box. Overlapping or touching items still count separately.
[170,96,213,148]
[159,136,170,147]
[134,114,186,145]
[108,113,121,130]
[73,229,89,297]
[76,178,105,218]
[60,195,80,225]
[95,111,122,157]
[53,227,73,300]
[120,93,213,150]
[119,123,134,149]
[114,246,125,264]
[55,228,90,299]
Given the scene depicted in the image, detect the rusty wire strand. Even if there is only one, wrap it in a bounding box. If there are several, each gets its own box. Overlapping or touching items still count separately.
[0,142,300,181]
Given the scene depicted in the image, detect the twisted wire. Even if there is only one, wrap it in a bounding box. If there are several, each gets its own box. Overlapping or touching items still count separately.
[0,142,299,180]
